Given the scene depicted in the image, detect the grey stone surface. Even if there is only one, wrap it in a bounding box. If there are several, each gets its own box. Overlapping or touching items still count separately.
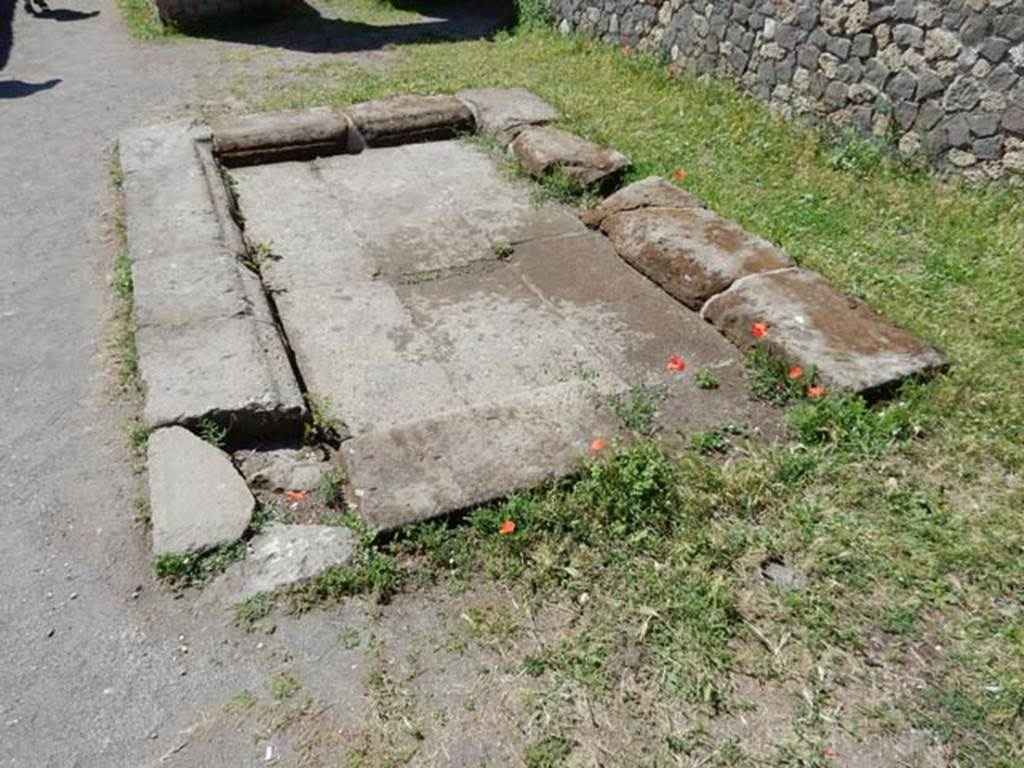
[120,121,307,439]
[237,447,330,492]
[233,140,777,529]
[456,87,560,139]
[702,268,949,396]
[600,206,793,310]
[580,176,704,228]
[509,125,630,188]
[147,426,254,556]
[204,523,356,603]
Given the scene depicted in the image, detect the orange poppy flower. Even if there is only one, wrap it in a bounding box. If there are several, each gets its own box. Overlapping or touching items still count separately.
[666,354,686,372]
[590,437,606,453]
[672,169,686,181]
[807,385,826,399]
[285,490,308,501]
[787,366,803,380]
[499,520,516,535]
[750,321,768,340]
[621,44,631,55]
[666,64,679,76]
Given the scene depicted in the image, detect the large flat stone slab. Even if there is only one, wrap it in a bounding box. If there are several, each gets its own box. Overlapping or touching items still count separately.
[509,125,630,189]
[148,426,254,556]
[702,268,949,396]
[203,523,356,604]
[581,176,704,228]
[120,122,307,439]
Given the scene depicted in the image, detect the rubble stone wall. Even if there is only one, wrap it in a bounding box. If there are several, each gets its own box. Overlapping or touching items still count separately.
[551,0,1024,180]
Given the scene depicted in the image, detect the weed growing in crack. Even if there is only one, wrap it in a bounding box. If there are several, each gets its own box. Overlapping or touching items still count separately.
[153,540,247,589]
[696,369,719,390]
[609,385,667,435]
[198,417,228,448]
[268,672,300,700]
[318,468,346,510]
[304,393,343,445]
[234,592,273,631]
[243,239,275,273]
[745,346,818,406]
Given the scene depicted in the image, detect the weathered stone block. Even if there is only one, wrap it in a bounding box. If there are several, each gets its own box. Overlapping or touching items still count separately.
[509,126,630,189]
[345,94,474,147]
[148,426,254,556]
[702,269,948,396]
[580,176,703,228]
[211,108,357,166]
[600,206,793,310]
[456,87,560,140]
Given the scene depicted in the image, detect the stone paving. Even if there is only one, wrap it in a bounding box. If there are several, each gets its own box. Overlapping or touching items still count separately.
[120,88,946,580]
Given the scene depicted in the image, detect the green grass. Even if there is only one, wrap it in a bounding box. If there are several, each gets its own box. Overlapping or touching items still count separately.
[226,25,1024,763]
[115,0,172,39]
[268,672,301,700]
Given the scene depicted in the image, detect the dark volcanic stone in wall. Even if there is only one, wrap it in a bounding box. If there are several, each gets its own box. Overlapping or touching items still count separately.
[551,0,1024,180]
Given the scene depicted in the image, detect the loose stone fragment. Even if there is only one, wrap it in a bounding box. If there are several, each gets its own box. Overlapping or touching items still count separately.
[148,426,255,556]
[204,524,356,604]
[600,206,793,309]
[580,176,704,228]
[237,447,331,492]
[509,125,630,189]
[702,268,948,396]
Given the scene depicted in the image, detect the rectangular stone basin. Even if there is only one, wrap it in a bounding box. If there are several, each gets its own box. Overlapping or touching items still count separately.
[231,140,777,529]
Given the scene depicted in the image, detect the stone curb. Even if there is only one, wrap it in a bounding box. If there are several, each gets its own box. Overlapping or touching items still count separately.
[584,178,949,397]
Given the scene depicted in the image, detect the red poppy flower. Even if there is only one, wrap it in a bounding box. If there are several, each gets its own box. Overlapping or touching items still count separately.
[672,169,686,181]
[620,44,631,55]
[787,366,803,380]
[285,490,308,502]
[666,64,679,76]
[807,385,826,399]
[666,354,686,372]
[499,520,516,535]
[590,437,606,453]
[823,746,837,759]
[750,321,768,340]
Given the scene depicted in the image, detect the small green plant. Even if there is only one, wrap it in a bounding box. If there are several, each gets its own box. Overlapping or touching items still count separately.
[198,417,228,448]
[318,468,346,509]
[153,540,246,589]
[304,393,343,445]
[234,592,273,630]
[515,0,552,28]
[491,241,514,259]
[690,430,729,455]
[523,733,574,767]
[225,690,257,713]
[339,627,361,649]
[268,672,300,700]
[609,385,666,435]
[745,347,816,406]
[696,369,719,390]
[130,422,152,453]
[243,240,274,272]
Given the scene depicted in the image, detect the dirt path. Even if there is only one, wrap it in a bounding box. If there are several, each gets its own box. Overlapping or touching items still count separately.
[0,4,513,765]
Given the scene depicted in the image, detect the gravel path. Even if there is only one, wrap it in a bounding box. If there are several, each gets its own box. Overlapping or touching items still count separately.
[0,3,509,765]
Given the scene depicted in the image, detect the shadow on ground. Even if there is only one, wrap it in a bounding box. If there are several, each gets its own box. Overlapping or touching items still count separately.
[183,0,515,54]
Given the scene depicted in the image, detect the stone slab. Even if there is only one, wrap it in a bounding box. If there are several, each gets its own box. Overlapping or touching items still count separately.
[456,87,560,139]
[148,426,254,556]
[120,121,308,439]
[211,107,359,167]
[702,268,949,396]
[203,523,356,604]
[344,94,475,148]
[581,176,704,228]
[509,125,630,188]
[344,382,622,531]
[600,206,794,310]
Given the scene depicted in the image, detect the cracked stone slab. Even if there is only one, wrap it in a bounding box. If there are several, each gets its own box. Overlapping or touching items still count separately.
[120,121,307,438]
[203,523,356,604]
[147,426,254,556]
[344,94,475,147]
[456,87,560,139]
[581,176,705,228]
[509,125,630,189]
[702,268,949,396]
[600,206,794,310]
[344,381,622,531]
